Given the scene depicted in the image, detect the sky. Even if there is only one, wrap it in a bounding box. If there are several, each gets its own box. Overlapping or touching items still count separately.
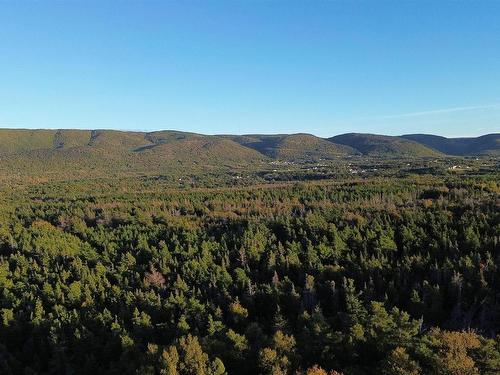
[0,1,499,137]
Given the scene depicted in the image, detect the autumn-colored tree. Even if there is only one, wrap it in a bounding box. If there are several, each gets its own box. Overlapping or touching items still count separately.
[418,329,481,375]
[380,347,420,375]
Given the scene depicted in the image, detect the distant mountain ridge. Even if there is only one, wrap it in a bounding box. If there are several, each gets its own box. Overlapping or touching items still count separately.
[0,129,497,179]
[329,133,443,157]
[0,129,497,157]
[224,133,359,161]
[402,133,500,155]
[0,129,267,179]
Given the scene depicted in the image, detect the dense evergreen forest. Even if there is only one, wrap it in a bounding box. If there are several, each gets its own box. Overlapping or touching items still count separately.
[0,172,499,374]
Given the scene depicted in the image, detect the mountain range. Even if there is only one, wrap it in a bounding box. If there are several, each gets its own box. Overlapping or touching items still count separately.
[0,129,497,179]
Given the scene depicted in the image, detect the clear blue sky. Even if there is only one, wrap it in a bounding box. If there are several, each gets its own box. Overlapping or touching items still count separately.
[0,1,499,137]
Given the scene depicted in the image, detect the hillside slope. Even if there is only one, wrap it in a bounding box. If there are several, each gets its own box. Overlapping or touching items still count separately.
[402,133,500,155]
[226,133,358,161]
[0,129,267,179]
[329,133,443,157]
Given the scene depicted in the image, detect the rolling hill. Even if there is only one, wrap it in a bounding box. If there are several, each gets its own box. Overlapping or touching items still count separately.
[329,133,443,157]
[0,129,267,180]
[402,133,500,155]
[225,133,359,161]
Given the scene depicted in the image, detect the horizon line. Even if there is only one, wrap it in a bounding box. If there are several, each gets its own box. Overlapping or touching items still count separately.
[0,125,497,139]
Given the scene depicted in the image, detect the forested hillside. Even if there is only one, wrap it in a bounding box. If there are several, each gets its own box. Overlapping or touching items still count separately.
[225,134,359,161]
[0,129,267,180]
[402,134,500,156]
[329,134,443,157]
[0,173,499,374]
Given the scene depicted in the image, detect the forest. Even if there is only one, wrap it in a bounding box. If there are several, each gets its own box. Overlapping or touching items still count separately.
[0,170,498,375]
